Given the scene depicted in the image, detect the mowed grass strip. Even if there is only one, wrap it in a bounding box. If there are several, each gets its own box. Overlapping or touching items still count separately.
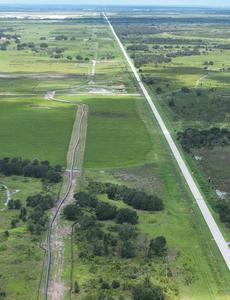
[0,97,76,165]
[83,96,153,168]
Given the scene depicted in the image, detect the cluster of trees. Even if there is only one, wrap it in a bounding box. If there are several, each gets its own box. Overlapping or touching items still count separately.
[72,191,139,224]
[0,289,6,298]
[64,203,137,258]
[203,61,214,65]
[16,42,37,51]
[166,48,200,58]
[131,53,171,68]
[8,199,22,210]
[55,35,68,41]
[26,194,55,234]
[104,183,164,211]
[0,157,62,183]
[125,36,203,46]
[127,44,149,51]
[64,192,167,261]
[177,127,230,152]
[216,200,230,228]
[142,75,161,85]
[87,182,164,211]
[8,193,54,234]
[132,283,165,300]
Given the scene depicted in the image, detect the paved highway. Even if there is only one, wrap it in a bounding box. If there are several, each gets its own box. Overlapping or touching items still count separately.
[103,12,230,271]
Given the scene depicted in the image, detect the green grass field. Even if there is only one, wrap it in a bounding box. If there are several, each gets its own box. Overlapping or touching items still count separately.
[0,97,76,165]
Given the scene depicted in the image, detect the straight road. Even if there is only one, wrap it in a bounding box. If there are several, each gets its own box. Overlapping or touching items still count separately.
[103,12,230,271]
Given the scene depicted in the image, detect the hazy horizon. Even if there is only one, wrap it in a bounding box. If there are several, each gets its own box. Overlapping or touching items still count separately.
[0,0,229,8]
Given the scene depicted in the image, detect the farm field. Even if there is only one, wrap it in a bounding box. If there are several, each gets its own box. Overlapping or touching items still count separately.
[0,7,229,300]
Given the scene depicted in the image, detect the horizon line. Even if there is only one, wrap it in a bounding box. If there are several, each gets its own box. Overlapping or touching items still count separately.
[0,3,230,9]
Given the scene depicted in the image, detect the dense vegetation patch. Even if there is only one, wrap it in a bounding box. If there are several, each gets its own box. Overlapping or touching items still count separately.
[88,182,164,212]
[63,186,167,298]
[177,128,230,152]
[9,193,55,235]
[0,157,62,183]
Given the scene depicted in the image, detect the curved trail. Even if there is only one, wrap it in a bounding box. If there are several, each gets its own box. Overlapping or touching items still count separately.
[44,104,86,300]
[0,185,10,211]
[103,12,230,271]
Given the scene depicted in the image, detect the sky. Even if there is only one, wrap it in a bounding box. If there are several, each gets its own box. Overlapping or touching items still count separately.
[0,0,229,7]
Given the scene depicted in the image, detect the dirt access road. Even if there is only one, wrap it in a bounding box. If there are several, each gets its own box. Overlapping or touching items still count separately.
[44,103,88,300]
[103,12,230,271]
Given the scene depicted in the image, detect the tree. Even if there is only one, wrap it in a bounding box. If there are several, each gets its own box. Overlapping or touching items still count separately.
[181,86,190,93]
[74,281,80,293]
[40,43,48,49]
[111,280,120,289]
[120,240,135,258]
[95,202,117,221]
[76,54,83,61]
[8,199,22,209]
[11,219,17,228]
[156,87,162,94]
[63,204,81,221]
[148,236,167,258]
[116,208,138,225]
[101,282,110,289]
[118,223,136,240]
[74,192,98,208]
[132,285,165,300]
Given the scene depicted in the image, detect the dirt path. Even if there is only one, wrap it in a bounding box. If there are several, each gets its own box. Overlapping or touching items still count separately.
[0,185,20,211]
[45,104,88,300]
[195,74,208,88]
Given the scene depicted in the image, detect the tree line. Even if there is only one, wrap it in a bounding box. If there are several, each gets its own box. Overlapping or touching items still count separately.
[87,182,164,212]
[177,128,230,152]
[0,157,62,183]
